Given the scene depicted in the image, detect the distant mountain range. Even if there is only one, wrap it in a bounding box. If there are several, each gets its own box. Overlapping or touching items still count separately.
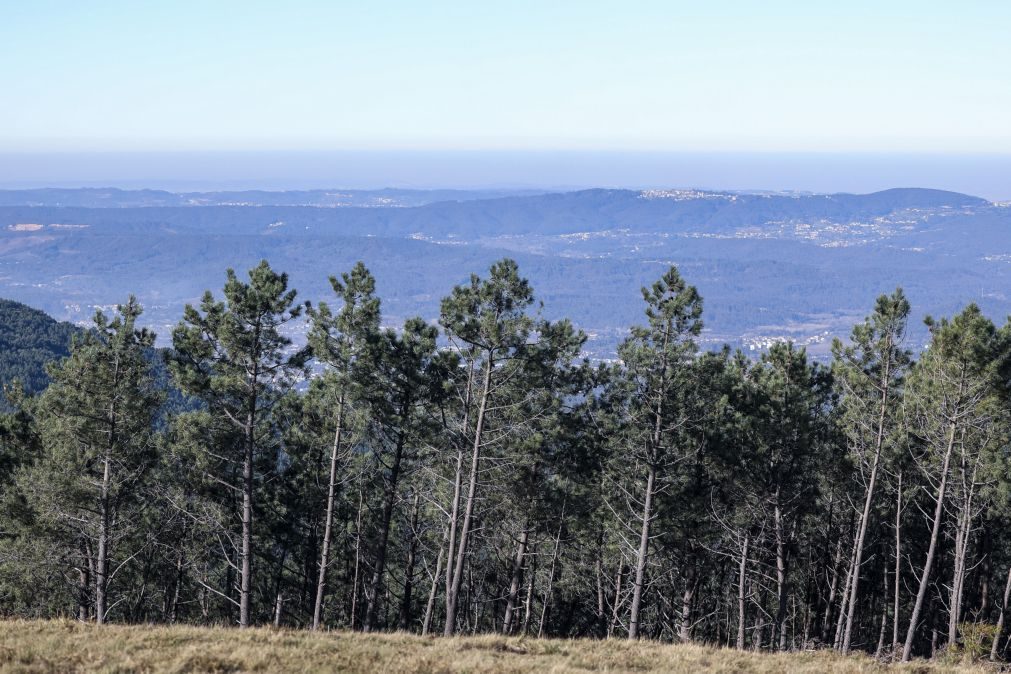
[0,187,548,209]
[1,187,1007,358]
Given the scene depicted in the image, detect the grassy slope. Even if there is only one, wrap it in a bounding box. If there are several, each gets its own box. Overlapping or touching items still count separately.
[0,621,989,674]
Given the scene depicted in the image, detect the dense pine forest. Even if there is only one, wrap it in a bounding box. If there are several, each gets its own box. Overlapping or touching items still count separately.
[0,299,79,399]
[2,258,1010,664]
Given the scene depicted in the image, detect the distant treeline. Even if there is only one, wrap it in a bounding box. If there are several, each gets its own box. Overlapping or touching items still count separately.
[1,258,1009,664]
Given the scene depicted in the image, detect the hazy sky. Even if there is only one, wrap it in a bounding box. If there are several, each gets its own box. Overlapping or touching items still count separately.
[3,1,1010,153]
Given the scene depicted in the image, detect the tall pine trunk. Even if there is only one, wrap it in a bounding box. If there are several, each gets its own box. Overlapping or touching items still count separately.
[502,527,530,634]
[901,420,957,661]
[737,533,749,649]
[350,482,365,629]
[312,398,345,630]
[774,497,790,651]
[422,525,449,636]
[842,356,892,653]
[364,427,407,631]
[95,454,112,624]
[538,517,564,638]
[893,471,903,652]
[595,543,606,636]
[628,321,671,640]
[399,492,421,630]
[876,564,889,656]
[445,356,492,636]
[822,537,843,643]
[77,560,91,621]
[679,572,695,642]
[239,404,255,628]
[628,463,655,639]
[990,566,1011,660]
[95,353,121,625]
[608,560,624,638]
[947,449,978,647]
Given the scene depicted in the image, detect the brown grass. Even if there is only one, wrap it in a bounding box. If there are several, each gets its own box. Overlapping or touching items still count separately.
[0,620,994,673]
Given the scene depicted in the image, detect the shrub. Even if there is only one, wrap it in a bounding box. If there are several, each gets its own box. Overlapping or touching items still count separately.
[957,622,999,663]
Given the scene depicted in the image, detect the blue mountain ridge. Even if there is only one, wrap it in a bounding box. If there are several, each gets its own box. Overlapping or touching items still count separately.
[0,187,1006,358]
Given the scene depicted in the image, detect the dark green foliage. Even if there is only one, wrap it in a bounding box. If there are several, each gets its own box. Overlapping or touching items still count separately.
[0,299,80,397]
[3,258,1011,666]
[2,298,163,622]
[168,260,308,627]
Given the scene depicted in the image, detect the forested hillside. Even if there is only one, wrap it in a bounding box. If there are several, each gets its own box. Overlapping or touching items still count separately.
[0,298,78,395]
[1,258,1010,665]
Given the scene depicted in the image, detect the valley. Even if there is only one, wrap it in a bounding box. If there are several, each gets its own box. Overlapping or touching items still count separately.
[0,186,1007,358]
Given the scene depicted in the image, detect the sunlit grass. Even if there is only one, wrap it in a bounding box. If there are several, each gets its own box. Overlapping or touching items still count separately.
[0,620,992,673]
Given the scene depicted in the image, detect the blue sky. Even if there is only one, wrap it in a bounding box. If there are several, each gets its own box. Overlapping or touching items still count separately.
[3,1,1010,153]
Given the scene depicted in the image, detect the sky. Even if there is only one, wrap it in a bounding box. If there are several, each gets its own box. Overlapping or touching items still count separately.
[3,1,1010,154]
[2,2,1010,196]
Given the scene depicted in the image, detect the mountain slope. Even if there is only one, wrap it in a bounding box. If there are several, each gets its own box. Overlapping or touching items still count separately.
[0,298,79,394]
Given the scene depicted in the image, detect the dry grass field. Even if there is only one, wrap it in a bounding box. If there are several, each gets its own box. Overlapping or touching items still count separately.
[0,620,996,674]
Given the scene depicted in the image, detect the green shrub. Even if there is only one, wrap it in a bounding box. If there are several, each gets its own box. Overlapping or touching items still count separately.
[957,622,999,663]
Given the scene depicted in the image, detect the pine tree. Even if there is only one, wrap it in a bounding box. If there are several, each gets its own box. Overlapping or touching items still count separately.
[362,316,445,631]
[613,265,703,640]
[21,297,162,623]
[305,262,382,629]
[170,260,307,627]
[749,342,833,650]
[498,317,586,636]
[437,259,577,635]
[832,289,911,653]
[901,305,1010,660]
[9,257,1011,656]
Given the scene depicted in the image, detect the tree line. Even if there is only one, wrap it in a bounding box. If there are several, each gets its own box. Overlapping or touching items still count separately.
[1,258,1010,662]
